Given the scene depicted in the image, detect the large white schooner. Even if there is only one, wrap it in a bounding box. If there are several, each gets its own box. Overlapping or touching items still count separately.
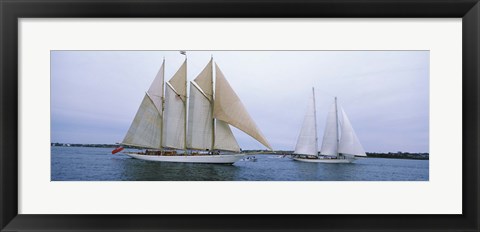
[293,88,366,163]
[118,56,272,164]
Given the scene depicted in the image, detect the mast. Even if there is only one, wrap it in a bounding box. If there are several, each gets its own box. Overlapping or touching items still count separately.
[335,97,339,157]
[160,57,165,149]
[211,56,215,152]
[184,55,188,153]
[312,87,318,156]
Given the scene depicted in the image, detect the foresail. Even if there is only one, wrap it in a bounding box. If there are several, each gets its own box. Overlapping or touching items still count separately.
[147,60,165,114]
[294,90,318,156]
[320,102,339,156]
[122,94,162,149]
[338,108,366,156]
[213,63,272,150]
[187,82,213,150]
[163,84,186,149]
[214,120,241,152]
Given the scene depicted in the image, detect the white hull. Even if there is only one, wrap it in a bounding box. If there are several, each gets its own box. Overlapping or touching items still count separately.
[124,153,244,164]
[293,157,356,163]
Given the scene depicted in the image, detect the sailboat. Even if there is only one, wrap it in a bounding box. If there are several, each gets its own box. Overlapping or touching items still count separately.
[292,88,366,163]
[118,55,272,164]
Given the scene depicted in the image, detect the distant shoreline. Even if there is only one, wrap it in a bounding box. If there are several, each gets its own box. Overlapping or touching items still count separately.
[51,143,429,160]
[364,152,429,160]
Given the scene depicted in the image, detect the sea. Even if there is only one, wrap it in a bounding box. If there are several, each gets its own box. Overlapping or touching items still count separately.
[51,146,429,181]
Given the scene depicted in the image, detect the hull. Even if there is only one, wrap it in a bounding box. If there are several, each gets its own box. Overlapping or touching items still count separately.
[124,153,244,164]
[293,157,356,163]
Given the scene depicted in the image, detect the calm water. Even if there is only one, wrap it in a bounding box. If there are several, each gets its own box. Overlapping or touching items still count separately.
[51,147,429,181]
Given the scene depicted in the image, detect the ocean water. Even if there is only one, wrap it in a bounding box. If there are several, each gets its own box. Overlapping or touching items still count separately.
[51,147,429,181]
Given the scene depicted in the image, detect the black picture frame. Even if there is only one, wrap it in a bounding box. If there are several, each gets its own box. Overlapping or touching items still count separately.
[1,0,479,231]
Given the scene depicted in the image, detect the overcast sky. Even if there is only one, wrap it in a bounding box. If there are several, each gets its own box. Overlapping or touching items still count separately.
[51,51,429,152]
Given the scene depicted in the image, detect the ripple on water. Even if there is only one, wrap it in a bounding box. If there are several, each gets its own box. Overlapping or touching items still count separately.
[51,147,429,181]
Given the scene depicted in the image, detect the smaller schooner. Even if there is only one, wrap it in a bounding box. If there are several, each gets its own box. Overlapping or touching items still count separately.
[293,88,366,163]
[116,55,272,164]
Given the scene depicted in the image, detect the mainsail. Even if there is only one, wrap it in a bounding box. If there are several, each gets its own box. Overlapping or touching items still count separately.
[187,59,213,150]
[338,108,366,156]
[320,101,339,157]
[294,88,318,156]
[122,60,165,149]
[213,64,272,150]
[163,60,187,149]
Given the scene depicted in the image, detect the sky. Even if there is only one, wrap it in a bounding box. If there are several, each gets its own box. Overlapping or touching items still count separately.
[51,51,429,153]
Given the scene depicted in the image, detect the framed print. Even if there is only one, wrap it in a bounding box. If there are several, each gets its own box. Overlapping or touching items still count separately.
[1,0,479,231]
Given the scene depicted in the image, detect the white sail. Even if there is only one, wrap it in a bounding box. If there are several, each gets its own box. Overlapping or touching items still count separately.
[122,94,162,149]
[338,108,366,156]
[214,120,240,152]
[163,84,186,149]
[213,63,272,150]
[163,61,187,150]
[147,60,165,114]
[320,101,339,157]
[168,60,187,101]
[187,82,213,150]
[194,59,213,100]
[294,88,318,156]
